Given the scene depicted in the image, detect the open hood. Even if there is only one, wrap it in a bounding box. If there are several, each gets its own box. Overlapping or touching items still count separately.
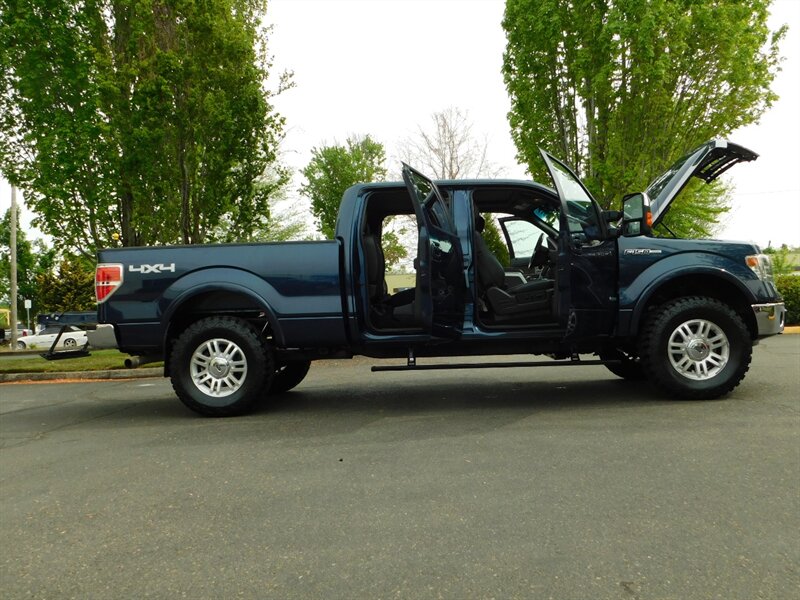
[645,140,758,227]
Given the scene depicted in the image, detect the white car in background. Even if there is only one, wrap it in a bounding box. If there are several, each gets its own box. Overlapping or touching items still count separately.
[2,324,33,339]
[16,325,88,350]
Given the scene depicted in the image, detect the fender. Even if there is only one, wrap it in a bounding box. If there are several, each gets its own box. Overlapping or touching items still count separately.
[619,252,758,337]
[160,267,286,346]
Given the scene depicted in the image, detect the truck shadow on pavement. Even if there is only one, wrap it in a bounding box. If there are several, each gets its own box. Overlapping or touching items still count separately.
[265,377,663,415]
[1,374,727,448]
[230,376,715,441]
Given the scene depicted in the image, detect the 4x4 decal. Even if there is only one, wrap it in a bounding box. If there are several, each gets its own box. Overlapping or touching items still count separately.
[128,263,176,274]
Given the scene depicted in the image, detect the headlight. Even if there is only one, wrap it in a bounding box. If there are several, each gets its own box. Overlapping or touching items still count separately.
[745,254,774,281]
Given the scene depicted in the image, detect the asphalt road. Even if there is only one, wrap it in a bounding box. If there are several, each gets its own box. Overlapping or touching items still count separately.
[1,336,798,599]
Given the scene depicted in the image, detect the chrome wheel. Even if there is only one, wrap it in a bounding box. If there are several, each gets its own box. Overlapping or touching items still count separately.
[170,317,273,416]
[190,338,248,398]
[639,297,752,399]
[667,318,729,381]
[63,338,77,347]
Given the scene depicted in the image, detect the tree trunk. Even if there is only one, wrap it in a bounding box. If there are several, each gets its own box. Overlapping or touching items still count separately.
[179,138,191,245]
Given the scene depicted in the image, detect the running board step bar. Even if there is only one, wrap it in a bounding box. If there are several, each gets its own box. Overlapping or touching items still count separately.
[372,359,616,372]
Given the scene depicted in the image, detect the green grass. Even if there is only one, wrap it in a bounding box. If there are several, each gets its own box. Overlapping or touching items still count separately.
[0,349,163,374]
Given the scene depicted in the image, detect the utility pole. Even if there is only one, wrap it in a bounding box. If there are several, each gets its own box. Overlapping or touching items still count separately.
[10,185,18,349]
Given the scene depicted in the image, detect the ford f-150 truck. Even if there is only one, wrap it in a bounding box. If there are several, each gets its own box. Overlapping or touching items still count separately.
[96,140,786,416]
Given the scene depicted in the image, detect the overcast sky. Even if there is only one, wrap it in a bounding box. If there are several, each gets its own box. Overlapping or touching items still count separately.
[2,0,798,249]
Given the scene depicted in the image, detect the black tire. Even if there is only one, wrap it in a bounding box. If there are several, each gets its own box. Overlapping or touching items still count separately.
[269,360,311,395]
[16,340,26,350]
[170,316,274,417]
[63,337,77,348]
[599,348,646,381]
[638,296,752,399]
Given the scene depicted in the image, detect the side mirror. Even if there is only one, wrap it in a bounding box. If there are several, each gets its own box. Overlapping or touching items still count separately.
[621,192,652,237]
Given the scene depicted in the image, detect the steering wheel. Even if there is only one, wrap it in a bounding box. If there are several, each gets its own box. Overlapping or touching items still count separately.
[528,234,547,270]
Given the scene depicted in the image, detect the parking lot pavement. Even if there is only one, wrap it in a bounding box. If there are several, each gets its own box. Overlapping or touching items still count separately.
[1,335,798,599]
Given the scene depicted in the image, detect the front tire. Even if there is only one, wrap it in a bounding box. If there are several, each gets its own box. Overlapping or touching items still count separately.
[170,316,274,417]
[639,297,752,399]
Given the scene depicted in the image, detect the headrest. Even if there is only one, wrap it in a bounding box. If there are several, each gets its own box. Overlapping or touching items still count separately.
[475,214,485,233]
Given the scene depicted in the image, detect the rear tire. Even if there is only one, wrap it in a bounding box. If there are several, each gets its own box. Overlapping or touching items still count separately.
[638,296,751,399]
[269,360,311,395]
[170,316,274,417]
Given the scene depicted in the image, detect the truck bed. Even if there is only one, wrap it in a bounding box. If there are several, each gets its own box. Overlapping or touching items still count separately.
[97,241,348,353]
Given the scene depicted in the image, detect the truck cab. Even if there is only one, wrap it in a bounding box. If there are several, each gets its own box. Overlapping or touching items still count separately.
[343,168,601,355]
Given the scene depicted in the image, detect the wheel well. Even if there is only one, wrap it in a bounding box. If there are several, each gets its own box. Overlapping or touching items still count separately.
[163,290,273,375]
[637,274,757,338]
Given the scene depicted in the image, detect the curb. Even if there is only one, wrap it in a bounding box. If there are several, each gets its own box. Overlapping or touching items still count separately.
[783,326,800,334]
[0,367,163,383]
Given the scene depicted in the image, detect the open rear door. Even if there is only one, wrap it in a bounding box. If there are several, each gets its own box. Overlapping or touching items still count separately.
[402,164,466,338]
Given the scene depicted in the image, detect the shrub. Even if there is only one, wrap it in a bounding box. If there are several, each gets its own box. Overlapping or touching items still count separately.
[775,275,800,326]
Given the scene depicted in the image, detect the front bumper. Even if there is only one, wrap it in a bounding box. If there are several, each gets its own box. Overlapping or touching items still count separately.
[752,302,786,337]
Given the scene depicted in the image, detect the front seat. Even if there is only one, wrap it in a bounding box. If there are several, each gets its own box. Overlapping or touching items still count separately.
[473,216,554,316]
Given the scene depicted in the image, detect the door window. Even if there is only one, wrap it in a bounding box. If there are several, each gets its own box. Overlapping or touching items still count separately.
[542,155,603,243]
[502,219,539,260]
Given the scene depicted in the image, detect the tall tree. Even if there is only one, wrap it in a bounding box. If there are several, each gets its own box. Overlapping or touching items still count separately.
[0,0,288,255]
[503,0,785,237]
[301,135,388,239]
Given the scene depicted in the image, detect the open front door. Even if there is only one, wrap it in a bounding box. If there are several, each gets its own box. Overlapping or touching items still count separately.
[539,150,617,334]
[402,164,466,338]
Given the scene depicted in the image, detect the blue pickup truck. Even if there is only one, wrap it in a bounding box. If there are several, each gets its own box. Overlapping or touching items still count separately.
[96,140,786,416]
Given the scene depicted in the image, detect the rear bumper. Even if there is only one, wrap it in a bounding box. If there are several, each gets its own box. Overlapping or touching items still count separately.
[752,302,786,337]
